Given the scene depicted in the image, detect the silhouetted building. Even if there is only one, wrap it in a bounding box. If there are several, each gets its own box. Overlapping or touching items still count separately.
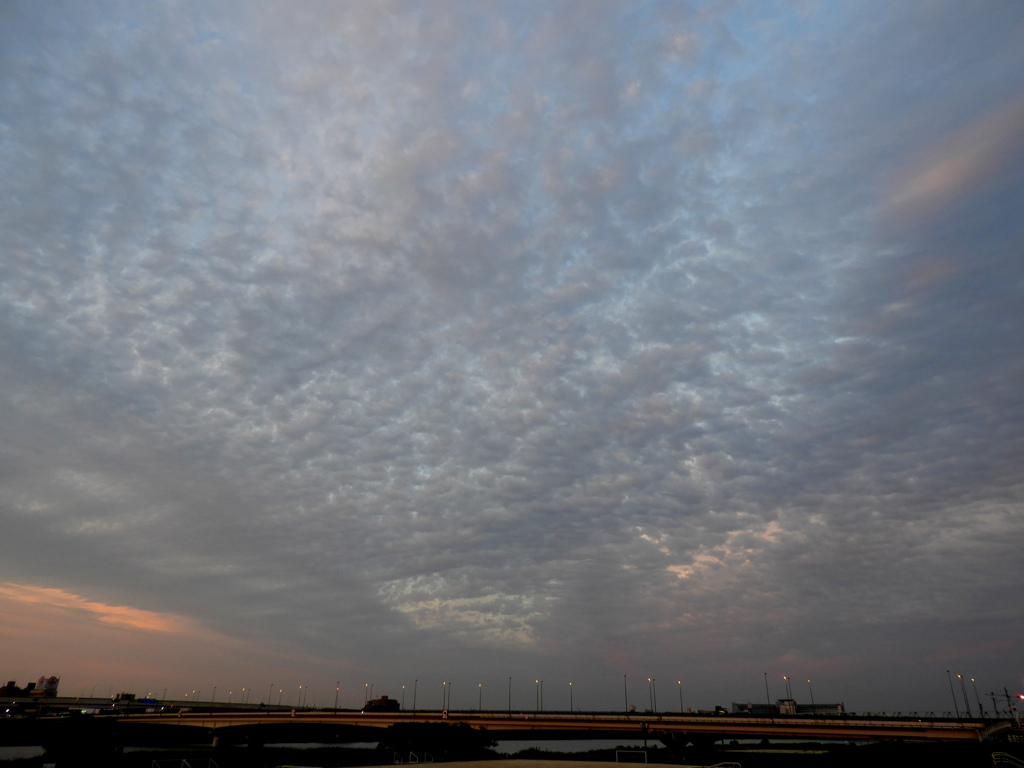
[0,676,59,698]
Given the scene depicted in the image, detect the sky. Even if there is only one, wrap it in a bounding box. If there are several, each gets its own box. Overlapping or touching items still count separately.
[1,0,1023,716]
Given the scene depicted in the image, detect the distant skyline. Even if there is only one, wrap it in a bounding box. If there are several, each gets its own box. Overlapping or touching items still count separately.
[1,1,1022,714]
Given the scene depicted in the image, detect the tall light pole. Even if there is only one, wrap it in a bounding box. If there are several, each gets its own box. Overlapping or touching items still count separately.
[763,673,770,706]
[413,679,418,713]
[624,675,628,712]
[958,675,973,718]
[535,680,540,712]
[442,681,447,711]
[508,677,512,713]
[946,670,960,719]
[807,679,815,708]
[335,682,340,710]
[569,681,573,712]
[401,685,405,710]
[278,688,283,706]
[269,683,274,704]
[783,676,792,700]
[648,678,654,712]
[478,683,482,711]
[364,683,369,707]
[678,680,683,713]
[971,678,984,717]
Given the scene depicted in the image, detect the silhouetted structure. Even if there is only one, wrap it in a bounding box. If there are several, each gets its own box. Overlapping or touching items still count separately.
[363,695,400,712]
[732,698,844,715]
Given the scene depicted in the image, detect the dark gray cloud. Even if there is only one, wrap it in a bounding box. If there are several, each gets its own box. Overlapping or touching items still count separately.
[1,0,1021,712]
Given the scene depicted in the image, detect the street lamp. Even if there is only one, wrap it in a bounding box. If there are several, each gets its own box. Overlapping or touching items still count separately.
[413,679,418,713]
[946,670,960,719]
[335,682,340,710]
[569,681,573,712]
[478,683,482,711]
[957,675,973,718]
[442,681,447,711]
[535,680,540,712]
[401,685,405,710]
[647,678,656,713]
[624,675,628,712]
[508,677,512,713]
[807,680,815,708]
[678,681,683,714]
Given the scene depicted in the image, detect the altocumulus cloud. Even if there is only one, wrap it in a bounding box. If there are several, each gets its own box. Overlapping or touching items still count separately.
[0,0,1022,711]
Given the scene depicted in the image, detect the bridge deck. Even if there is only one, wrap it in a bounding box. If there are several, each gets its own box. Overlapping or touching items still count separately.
[121,710,989,743]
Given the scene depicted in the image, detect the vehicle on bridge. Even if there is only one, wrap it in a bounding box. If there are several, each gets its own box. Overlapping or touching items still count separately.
[363,695,400,712]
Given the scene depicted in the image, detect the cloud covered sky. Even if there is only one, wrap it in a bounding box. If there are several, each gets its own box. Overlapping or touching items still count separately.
[2,1,1022,713]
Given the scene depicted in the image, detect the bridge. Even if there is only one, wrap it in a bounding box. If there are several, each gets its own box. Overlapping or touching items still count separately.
[119,709,1001,745]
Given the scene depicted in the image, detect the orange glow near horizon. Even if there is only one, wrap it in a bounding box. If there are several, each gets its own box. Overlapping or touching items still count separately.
[0,582,183,633]
[0,581,321,695]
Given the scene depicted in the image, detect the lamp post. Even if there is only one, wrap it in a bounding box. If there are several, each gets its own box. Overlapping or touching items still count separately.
[508,677,511,713]
[413,679,418,713]
[783,676,792,700]
[269,683,274,704]
[401,685,406,710]
[946,671,960,719]
[678,680,683,714]
[807,679,815,708]
[535,680,540,712]
[335,682,340,710]
[298,685,304,708]
[971,678,984,717]
[442,681,447,711]
[624,675,628,712]
[958,675,973,718]
[278,688,283,706]
[763,673,770,706]
[364,683,369,707]
[241,687,247,705]
[478,683,482,711]
[569,681,573,712]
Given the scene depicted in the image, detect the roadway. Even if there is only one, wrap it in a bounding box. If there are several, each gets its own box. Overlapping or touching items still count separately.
[120,709,993,743]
